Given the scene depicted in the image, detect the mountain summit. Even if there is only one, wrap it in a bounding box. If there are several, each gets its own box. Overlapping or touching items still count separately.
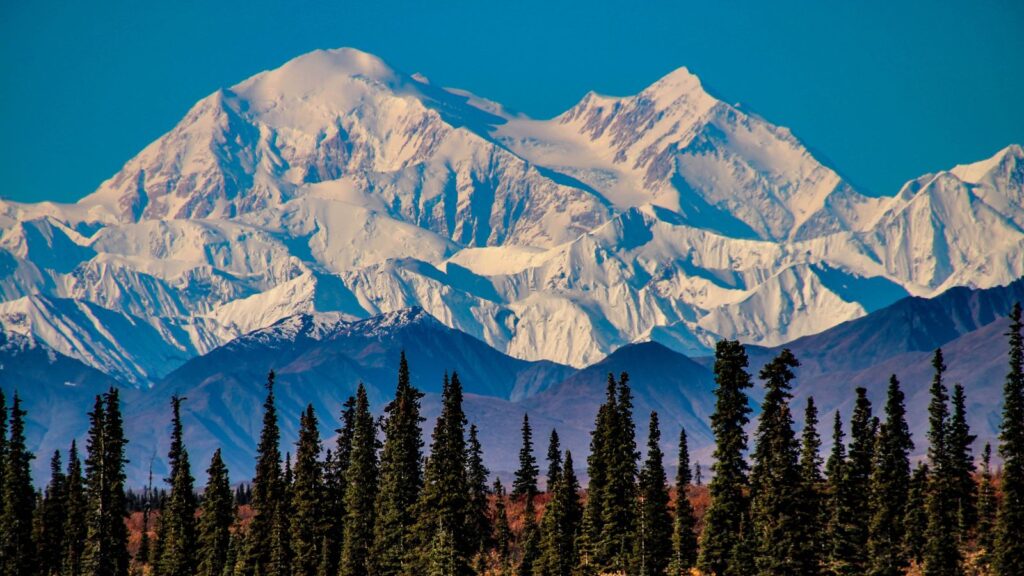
[0,47,1022,380]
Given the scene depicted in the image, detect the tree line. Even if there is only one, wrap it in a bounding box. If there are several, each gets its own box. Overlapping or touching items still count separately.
[2,304,1024,576]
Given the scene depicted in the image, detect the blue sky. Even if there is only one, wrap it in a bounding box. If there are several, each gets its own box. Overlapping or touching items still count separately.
[2,0,1022,202]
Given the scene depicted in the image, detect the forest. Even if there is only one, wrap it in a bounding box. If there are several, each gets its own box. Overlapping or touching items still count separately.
[1,304,1023,576]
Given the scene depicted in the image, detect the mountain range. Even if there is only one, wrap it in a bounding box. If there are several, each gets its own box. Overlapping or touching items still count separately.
[1,47,1022,484]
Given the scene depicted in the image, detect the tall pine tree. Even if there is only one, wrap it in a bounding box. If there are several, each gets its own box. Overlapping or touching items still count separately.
[948,383,976,538]
[826,410,857,576]
[158,395,197,576]
[39,450,67,576]
[748,349,804,575]
[465,424,491,559]
[63,440,86,576]
[340,384,379,576]
[577,375,617,574]
[290,405,323,576]
[243,371,283,576]
[371,352,425,576]
[923,349,962,576]
[976,443,997,568]
[671,427,698,575]
[197,449,234,576]
[598,373,639,573]
[83,388,130,576]
[867,375,914,576]
[698,340,754,576]
[512,413,538,502]
[995,302,1024,575]
[903,462,929,567]
[797,397,825,575]
[633,411,672,576]
[492,479,512,575]
[546,429,562,492]
[843,387,874,573]
[1,392,36,576]
[318,396,355,576]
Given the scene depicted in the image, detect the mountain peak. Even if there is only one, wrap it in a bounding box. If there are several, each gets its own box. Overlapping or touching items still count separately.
[641,65,710,105]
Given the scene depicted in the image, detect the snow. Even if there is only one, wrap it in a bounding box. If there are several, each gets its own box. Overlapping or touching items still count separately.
[1,47,1022,381]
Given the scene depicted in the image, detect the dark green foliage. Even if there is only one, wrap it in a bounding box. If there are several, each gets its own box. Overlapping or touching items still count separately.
[671,427,698,575]
[577,375,617,574]
[83,388,130,576]
[867,376,914,576]
[2,393,36,576]
[318,396,355,576]
[842,387,874,573]
[698,340,754,576]
[63,440,86,576]
[340,384,379,576]
[903,463,929,566]
[39,450,67,576]
[546,429,562,492]
[290,405,323,576]
[492,479,512,574]
[408,373,471,576]
[465,424,491,558]
[243,371,283,576]
[197,449,234,576]
[923,349,962,576]
[633,412,672,576]
[158,395,198,576]
[977,443,997,568]
[516,499,539,576]
[371,351,425,576]
[948,383,976,539]
[749,349,805,575]
[996,302,1024,575]
[597,373,639,573]
[826,410,857,575]
[797,397,825,575]
[512,413,538,502]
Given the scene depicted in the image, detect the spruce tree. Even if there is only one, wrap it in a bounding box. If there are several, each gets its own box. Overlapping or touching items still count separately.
[465,424,491,559]
[996,302,1024,575]
[843,387,874,573]
[83,388,130,576]
[923,349,962,576]
[797,397,825,575]
[63,440,86,576]
[948,383,976,538]
[670,427,698,575]
[1,392,36,576]
[408,373,471,575]
[290,405,323,576]
[517,499,540,576]
[598,372,639,573]
[492,479,512,574]
[560,451,583,574]
[826,410,857,575]
[340,384,379,576]
[371,352,425,576]
[698,340,754,576]
[867,375,914,576]
[904,462,929,567]
[977,443,997,568]
[244,371,283,576]
[318,396,355,576]
[197,449,234,576]
[39,450,67,576]
[546,429,562,492]
[633,412,672,576]
[158,395,198,576]
[748,349,804,575]
[512,413,539,502]
[577,375,617,574]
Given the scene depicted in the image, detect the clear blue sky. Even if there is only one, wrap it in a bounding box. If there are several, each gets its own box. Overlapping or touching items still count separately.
[2,0,1022,202]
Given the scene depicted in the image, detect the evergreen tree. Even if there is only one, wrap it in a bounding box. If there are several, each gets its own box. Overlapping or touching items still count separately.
[340,384,379,576]
[948,383,976,538]
[83,388,130,576]
[577,376,617,574]
[598,373,639,573]
[996,302,1024,575]
[371,352,425,576]
[517,499,540,576]
[843,387,875,573]
[748,349,804,575]
[797,397,825,575]
[977,443,997,569]
[867,376,914,576]
[243,371,283,576]
[694,462,702,487]
[561,451,583,573]
[633,412,672,576]
[158,395,198,576]
[290,405,323,576]
[492,479,512,574]
[465,424,491,559]
[1,392,36,576]
[670,427,698,575]
[63,440,86,576]
[197,449,234,576]
[698,340,754,576]
[903,462,929,567]
[512,414,539,502]
[138,463,153,570]
[408,373,471,575]
[826,410,857,575]
[39,450,67,576]
[318,396,355,576]
[546,429,562,492]
[923,349,962,576]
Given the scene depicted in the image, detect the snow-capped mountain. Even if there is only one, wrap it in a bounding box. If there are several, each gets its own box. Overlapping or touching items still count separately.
[1,47,1022,381]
